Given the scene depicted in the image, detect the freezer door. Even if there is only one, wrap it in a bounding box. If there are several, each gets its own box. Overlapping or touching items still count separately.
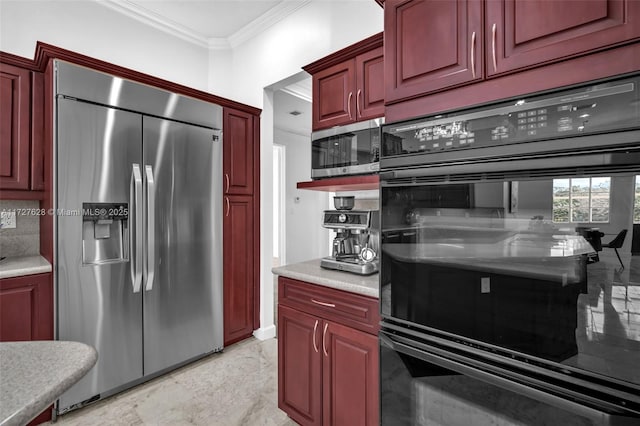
[57,98,143,411]
[142,116,223,376]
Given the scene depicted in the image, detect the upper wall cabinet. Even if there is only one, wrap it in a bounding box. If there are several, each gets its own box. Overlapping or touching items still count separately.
[304,33,384,131]
[1,63,31,190]
[487,0,640,76]
[0,62,45,195]
[223,108,255,195]
[384,0,483,104]
[384,0,640,105]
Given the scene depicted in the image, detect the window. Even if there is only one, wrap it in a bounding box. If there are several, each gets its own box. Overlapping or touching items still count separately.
[635,175,640,224]
[553,177,610,223]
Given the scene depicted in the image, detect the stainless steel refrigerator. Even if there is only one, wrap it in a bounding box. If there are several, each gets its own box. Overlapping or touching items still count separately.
[54,61,223,414]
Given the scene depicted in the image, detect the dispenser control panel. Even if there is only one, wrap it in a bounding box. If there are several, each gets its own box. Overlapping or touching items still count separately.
[82,202,129,265]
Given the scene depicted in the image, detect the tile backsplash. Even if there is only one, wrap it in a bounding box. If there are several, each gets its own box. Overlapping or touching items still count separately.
[0,200,40,257]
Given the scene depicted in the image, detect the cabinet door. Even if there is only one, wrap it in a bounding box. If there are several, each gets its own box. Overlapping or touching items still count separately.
[223,195,254,345]
[384,0,483,104]
[223,108,254,195]
[0,63,31,190]
[0,273,53,341]
[486,0,640,76]
[312,60,356,130]
[355,47,384,121]
[278,305,322,426]
[322,321,379,426]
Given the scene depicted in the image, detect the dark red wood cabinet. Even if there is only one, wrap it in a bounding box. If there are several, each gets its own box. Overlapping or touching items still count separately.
[0,62,45,196]
[384,0,640,106]
[0,273,53,342]
[223,195,255,345]
[0,272,54,424]
[278,304,323,426]
[355,46,385,121]
[223,108,255,196]
[487,0,640,76]
[304,33,384,131]
[223,106,260,346]
[0,63,31,191]
[384,0,483,104]
[312,60,355,130]
[322,320,378,426]
[278,277,379,426]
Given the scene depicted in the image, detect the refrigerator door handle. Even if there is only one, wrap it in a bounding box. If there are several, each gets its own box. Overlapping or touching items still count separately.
[130,164,143,293]
[144,165,156,291]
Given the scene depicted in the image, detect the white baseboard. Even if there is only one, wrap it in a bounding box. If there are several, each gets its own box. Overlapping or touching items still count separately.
[253,324,276,340]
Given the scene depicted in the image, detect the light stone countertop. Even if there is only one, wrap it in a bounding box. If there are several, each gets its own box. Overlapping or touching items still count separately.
[0,341,97,426]
[0,255,52,279]
[272,259,379,298]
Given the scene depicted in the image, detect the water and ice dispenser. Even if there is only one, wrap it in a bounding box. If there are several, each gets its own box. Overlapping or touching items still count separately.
[82,203,129,265]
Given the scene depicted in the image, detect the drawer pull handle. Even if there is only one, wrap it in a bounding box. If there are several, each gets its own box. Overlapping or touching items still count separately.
[312,320,319,353]
[322,323,329,357]
[311,299,336,308]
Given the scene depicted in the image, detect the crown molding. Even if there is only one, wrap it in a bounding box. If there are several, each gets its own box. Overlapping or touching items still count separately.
[208,38,232,50]
[97,0,313,51]
[274,124,311,138]
[226,0,312,49]
[280,86,312,103]
[97,0,209,48]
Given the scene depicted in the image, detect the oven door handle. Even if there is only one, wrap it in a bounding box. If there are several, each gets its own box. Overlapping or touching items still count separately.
[379,332,639,423]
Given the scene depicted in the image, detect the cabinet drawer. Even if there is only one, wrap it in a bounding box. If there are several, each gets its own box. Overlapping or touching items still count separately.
[278,277,380,335]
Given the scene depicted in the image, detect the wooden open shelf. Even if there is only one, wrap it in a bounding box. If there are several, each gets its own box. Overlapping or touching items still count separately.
[296,175,379,192]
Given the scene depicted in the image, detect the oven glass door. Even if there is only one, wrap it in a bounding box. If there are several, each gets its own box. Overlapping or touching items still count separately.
[380,331,639,425]
[380,171,640,387]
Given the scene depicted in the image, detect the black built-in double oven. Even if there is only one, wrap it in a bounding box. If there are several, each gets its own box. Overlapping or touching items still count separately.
[379,74,640,425]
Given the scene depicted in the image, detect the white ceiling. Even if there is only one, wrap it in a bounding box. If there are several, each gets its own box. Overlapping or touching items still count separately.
[101,0,312,49]
[126,0,281,38]
[274,86,312,136]
[101,0,314,134]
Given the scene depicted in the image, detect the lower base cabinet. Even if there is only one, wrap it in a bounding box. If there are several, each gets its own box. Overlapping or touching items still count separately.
[0,272,53,425]
[0,273,52,341]
[277,277,379,426]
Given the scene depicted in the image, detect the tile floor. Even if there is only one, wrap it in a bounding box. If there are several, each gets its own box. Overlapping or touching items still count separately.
[45,338,296,426]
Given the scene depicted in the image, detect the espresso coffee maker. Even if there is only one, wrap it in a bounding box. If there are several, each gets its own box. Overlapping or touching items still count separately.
[320,200,379,275]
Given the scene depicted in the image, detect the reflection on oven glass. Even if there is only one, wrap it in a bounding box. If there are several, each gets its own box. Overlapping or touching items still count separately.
[380,344,596,426]
[380,173,640,386]
[569,256,640,384]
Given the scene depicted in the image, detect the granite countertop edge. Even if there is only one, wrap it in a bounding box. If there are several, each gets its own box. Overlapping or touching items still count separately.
[272,259,379,299]
[0,255,52,279]
[0,341,97,426]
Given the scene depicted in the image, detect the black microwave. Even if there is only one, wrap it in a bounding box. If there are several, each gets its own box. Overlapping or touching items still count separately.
[311,118,383,179]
